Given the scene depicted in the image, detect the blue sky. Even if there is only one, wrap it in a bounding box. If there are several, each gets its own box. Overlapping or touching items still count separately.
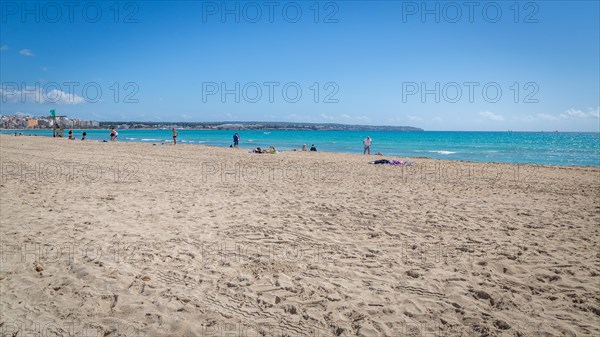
[1,0,599,131]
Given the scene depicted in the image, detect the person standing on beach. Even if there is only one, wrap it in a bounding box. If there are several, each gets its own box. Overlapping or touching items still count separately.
[233,133,240,148]
[363,136,372,154]
[110,128,117,141]
[172,128,178,145]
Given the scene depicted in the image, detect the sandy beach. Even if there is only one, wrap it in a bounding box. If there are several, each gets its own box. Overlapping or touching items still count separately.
[1,135,599,337]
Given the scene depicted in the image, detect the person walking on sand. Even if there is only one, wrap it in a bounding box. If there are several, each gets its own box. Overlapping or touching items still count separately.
[172,128,178,145]
[233,132,240,148]
[363,136,372,155]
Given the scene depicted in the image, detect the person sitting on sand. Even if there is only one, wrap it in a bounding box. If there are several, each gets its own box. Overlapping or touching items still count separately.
[310,144,317,152]
[301,144,307,151]
[253,147,263,153]
[376,152,383,156]
[81,132,87,140]
[68,129,73,140]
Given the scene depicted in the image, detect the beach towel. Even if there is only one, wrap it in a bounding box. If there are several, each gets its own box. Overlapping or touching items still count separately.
[369,159,414,166]
[249,149,278,154]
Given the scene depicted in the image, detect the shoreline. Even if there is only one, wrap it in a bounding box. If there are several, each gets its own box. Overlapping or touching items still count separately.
[3,127,600,133]
[1,133,599,169]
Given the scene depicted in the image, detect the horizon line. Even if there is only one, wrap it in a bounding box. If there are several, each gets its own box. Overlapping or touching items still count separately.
[2,115,599,133]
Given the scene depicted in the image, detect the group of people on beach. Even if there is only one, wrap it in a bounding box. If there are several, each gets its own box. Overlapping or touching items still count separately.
[251,144,318,154]
[244,134,373,154]
[59,129,88,140]
[48,128,379,155]
[298,144,317,152]
[233,132,318,154]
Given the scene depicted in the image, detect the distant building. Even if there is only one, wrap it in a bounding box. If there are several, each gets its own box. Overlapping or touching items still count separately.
[37,119,50,128]
[26,118,38,128]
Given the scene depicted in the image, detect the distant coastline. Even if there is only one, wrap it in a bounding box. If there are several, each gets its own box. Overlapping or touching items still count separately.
[0,114,423,131]
[97,121,424,131]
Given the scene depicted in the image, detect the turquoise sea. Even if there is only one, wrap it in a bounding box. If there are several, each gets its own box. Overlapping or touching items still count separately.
[2,129,599,167]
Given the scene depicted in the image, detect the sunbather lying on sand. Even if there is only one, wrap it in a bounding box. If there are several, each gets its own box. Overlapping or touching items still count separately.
[369,159,414,166]
[252,146,277,154]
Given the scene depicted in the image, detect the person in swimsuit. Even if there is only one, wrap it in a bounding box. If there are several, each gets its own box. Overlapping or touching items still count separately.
[110,128,117,141]
[233,133,240,148]
[172,128,178,145]
[363,136,372,155]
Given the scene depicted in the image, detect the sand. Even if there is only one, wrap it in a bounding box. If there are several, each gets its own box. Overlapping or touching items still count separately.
[1,134,599,337]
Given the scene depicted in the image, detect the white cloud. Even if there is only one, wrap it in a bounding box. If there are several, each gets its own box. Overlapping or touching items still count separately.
[407,115,423,122]
[0,45,8,51]
[40,66,48,72]
[45,89,85,104]
[536,107,599,121]
[479,111,504,121]
[320,113,334,120]
[19,49,34,56]
[559,107,599,120]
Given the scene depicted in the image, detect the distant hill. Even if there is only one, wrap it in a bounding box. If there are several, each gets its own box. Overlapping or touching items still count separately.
[99,121,423,131]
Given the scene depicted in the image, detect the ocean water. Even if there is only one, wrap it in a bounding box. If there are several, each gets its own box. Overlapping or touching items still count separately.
[2,129,599,167]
